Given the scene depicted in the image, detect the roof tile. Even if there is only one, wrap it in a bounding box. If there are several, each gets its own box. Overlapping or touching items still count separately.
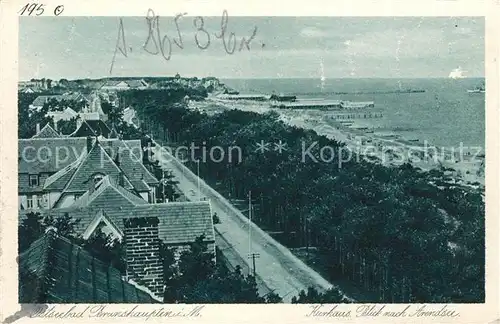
[19,230,159,303]
[32,123,62,139]
[20,201,215,245]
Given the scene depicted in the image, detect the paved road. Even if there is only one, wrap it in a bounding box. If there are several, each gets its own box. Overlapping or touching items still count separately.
[152,144,338,302]
[214,228,275,298]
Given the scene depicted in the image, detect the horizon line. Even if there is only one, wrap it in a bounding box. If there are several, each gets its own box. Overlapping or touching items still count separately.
[19,76,486,82]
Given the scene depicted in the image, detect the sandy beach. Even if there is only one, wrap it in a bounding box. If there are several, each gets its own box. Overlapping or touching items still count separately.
[189,97,485,189]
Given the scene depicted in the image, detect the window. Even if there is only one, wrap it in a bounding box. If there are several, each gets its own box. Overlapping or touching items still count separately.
[37,196,43,209]
[29,174,39,187]
[93,173,104,184]
[74,194,82,200]
[26,196,33,209]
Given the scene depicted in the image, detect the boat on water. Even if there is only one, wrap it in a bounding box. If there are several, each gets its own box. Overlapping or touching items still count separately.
[448,66,467,79]
[467,83,485,93]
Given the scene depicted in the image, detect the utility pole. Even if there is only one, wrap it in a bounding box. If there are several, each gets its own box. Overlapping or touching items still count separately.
[197,160,201,201]
[247,191,261,276]
[248,253,260,277]
[248,190,252,255]
[305,215,309,260]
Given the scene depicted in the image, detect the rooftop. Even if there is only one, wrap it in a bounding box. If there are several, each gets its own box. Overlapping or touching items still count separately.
[31,93,88,107]
[19,229,160,303]
[19,137,158,193]
[71,176,148,209]
[69,119,112,138]
[32,123,62,139]
[20,201,215,246]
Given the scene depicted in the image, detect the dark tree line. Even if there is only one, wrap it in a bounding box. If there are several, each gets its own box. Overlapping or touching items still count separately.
[18,92,86,138]
[43,98,87,112]
[126,90,485,303]
[18,93,53,138]
[56,116,80,135]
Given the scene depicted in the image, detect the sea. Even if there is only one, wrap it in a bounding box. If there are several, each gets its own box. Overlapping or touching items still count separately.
[222,78,485,150]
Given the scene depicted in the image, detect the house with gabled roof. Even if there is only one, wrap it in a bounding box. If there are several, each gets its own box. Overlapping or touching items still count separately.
[19,199,215,255]
[46,107,79,124]
[125,79,149,89]
[100,79,149,91]
[19,199,216,299]
[48,140,157,208]
[32,123,62,139]
[69,119,112,138]
[71,175,148,210]
[18,136,158,210]
[19,87,36,94]
[19,227,161,303]
[29,93,90,112]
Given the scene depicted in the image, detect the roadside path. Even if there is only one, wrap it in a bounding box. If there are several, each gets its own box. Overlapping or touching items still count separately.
[152,143,344,302]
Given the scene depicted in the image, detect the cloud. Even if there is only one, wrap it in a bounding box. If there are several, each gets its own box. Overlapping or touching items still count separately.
[299,27,328,38]
[343,28,447,59]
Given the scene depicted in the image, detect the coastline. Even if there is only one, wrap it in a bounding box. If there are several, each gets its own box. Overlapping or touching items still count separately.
[190,96,485,190]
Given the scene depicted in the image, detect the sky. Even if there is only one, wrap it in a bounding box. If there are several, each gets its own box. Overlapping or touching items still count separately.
[19,16,485,80]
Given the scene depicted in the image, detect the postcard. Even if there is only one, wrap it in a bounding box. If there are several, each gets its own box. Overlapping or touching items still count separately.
[0,0,498,323]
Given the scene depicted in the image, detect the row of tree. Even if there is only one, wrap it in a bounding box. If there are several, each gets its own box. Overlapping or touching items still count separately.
[18,92,144,139]
[122,89,485,303]
[18,92,84,138]
[18,93,53,138]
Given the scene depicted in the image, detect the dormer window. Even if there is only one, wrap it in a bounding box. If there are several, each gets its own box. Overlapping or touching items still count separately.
[29,174,39,187]
[93,173,105,187]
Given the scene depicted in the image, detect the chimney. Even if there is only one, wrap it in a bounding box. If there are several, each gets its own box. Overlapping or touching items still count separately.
[123,217,163,297]
[115,148,121,167]
[119,171,125,187]
[86,136,93,153]
[36,123,40,134]
[53,121,58,132]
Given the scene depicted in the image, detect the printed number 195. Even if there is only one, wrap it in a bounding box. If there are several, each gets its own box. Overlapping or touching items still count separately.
[19,3,64,16]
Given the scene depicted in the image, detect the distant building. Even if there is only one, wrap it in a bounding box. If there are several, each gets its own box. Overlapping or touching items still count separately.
[122,107,140,128]
[32,123,61,139]
[202,77,220,88]
[271,99,342,109]
[19,87,36,94]
[100,79,149,91]
[43,91,105,123]
[217,94,269,101]
[19,80,48,91]
[29,93,90,112]
[47,107,79,124]
[70,119,112,138]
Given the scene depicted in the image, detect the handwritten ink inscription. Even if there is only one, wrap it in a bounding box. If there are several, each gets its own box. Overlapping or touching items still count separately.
[19,3,64,16]
[305,304,460,319]
[110,10,259,73]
